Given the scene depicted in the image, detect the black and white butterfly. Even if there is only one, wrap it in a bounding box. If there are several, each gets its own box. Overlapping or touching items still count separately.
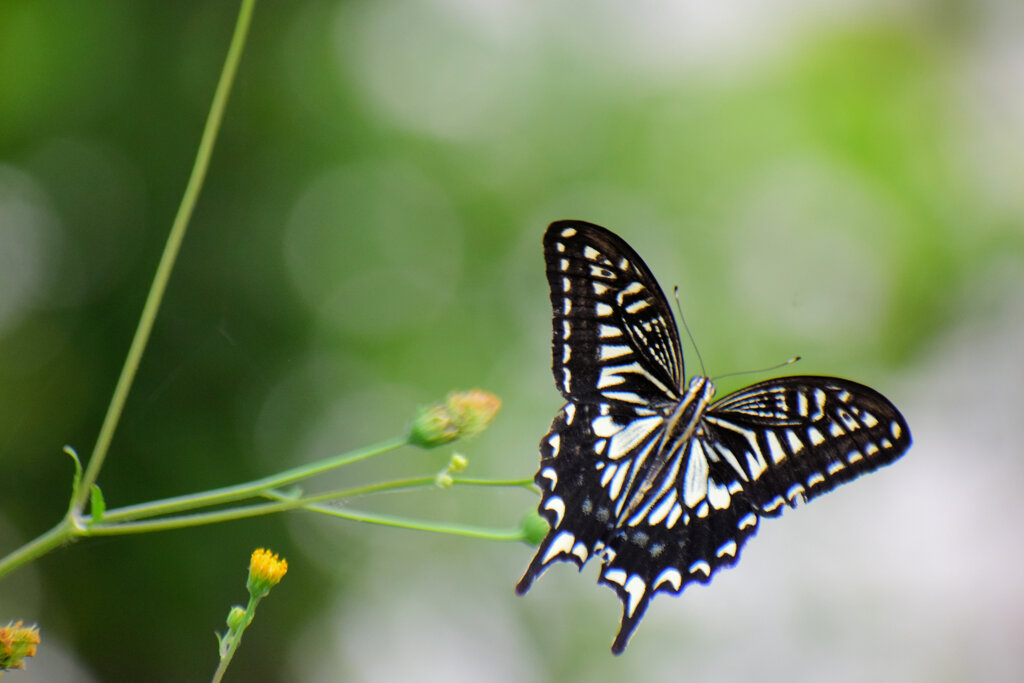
[516,220,912,654]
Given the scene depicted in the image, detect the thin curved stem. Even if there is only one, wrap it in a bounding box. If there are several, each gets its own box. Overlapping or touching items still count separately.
[97,436,407,524]
[73,0,256,513]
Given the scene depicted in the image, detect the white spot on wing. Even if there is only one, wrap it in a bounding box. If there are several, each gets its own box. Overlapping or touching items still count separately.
[666,503,683,528]
[707,478,731,510]
[597,365,628,389]
[807,426,825,446]
[807,472,826,488]
[607,416,663,460]
[647,489,678,526]
[601,463,618,487]
[745,449,767,480]
[596,302,613,317]
[625,575,647,617]
[592,415,619,437]
[608,461,630,501]
[603,391,645,404]
[797,391,808,416]
[716,540,737,558]
[738,512,757,530]
[786,429,804,454]
[571,541,589,562]
[604,568,627,586]
[682,440,709,507]
[544,496,566,526]
[560,227,577,238]
[654,567,683,592]
[624,299,650,314]
[812,389,827,420]
[765,431,787,464]
[599,344,632,361]
[542,530,575,564]
[689,560,711,577]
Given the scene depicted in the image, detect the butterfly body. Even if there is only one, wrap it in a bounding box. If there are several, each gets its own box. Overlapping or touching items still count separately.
[517,220,911,654]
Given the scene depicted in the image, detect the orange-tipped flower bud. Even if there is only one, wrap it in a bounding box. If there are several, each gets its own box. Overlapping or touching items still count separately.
[0,621,40,675]
[409,390,501,448]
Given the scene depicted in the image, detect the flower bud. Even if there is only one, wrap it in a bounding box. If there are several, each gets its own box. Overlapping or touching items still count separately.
[409,390,501,448]
[0,621,39,674]
[520,511,549,547]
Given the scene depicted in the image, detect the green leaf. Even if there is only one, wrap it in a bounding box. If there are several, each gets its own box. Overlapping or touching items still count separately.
[90,485,107,524]
[63,445,83,515]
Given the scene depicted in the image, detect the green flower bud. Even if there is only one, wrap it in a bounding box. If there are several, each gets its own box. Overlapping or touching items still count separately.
[520,511,549,547]
[409,390,501,448]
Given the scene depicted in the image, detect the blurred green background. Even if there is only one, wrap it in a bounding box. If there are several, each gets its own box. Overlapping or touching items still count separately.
[2,1,1022,681]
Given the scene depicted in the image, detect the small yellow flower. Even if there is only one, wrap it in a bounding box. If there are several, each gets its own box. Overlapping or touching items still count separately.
[0,621,40,675]
[246,548,288,598]
[409,390,502,448]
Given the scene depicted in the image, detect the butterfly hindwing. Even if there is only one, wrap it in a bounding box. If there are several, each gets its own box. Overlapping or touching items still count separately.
[594,431,764,654]
[516,403,620,591]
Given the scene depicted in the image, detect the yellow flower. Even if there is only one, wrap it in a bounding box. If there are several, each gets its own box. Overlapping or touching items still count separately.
[0,621,40,675]
[246,548,288,598]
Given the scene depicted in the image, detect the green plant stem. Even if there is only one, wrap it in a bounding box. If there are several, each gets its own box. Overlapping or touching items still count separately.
[0,522,73,579]
[211,594,259,683]
[72,0,255,514]
[88,473,530,537]
[263,490,528,541]
[0,432,530,578]
[98,435,408,523]
[303,504,528,542]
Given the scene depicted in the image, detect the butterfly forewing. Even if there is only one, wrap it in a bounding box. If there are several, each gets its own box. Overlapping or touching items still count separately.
[702,376,912,514]
[543,221,683,406]
[520,220,912,655]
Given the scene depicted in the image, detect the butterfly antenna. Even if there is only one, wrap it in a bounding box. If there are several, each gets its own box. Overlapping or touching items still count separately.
[672,286,706,378]
[713,356,801,382]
